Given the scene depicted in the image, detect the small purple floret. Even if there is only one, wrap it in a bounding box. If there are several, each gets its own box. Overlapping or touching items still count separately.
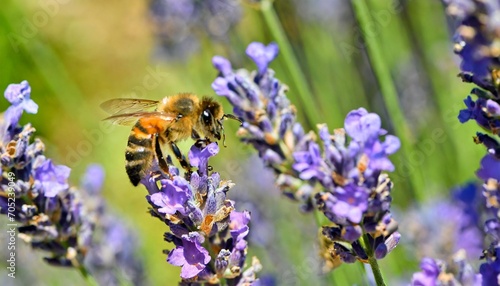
[33,158,71,197]
[188,143,219,175]
[330,184,368,224]
[411,258,440,286]
[150,177,191,215]
[477,154,500,181]
[167,232,211,279]
[4,81,38,128]
[229,210,251,242]
[246,42,279,75]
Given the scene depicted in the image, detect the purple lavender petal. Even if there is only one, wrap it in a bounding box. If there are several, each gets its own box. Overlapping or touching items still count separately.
[212,56,233,76]
[374,242,388,260]
[344,108,381,143]
[344,108,368,135]
[33,158,71,197]
[486,99,500,116]
[4,81,29,103]
[229,210,251,242]
[4,105,23,128]
[212,77,231,97]
[411,258,440,286]
[455,31,491,79]
[246,42,279,75]
[150,178,190,215]
[382,135,401,155]
[22,98,38,114]
[188,142,219,175]
[342,225,362,242]
[458,96,490,129]
[181,262,206,279]
[384,232,400,255]
[476,154,500,181]
[458,96,475,123]
[167,247,185,267]
[292,142,327,181]
[182,233,210,278]
[330,184,368,224]
[166,232,211,279]
[183,238,210,265]
[3,81,38,128]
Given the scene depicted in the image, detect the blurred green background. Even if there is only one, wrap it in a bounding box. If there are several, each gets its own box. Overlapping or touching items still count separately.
[0,0,485,285]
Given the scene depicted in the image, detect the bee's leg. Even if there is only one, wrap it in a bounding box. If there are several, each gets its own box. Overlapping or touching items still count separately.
[191,129,209,148]
[154,135,171,178]
[170,142,192,174]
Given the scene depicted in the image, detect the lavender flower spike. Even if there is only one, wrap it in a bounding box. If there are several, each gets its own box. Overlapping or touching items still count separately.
[212,42,401,267]
[0,82,146,286]
[0,81,89,268]
[212,42,307,205]
[448,1,500,146]
[445,0,500,84]
[411,255,481,286]
[142,141,261,284]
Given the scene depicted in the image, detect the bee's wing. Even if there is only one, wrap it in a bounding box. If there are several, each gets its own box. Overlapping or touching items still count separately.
[103,111,176,126]
[100,98,159,115]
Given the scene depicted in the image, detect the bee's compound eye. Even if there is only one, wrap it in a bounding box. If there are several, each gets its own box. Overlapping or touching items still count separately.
[202,110,211,124]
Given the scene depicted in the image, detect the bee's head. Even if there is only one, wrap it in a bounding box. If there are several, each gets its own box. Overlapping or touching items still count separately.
[199,97,241,146]
[200,97,224,142]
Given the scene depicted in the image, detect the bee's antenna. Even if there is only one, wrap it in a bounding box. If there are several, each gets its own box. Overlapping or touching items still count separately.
[218,119,228,148]
[222,114,242,126]
[219,114,240,148]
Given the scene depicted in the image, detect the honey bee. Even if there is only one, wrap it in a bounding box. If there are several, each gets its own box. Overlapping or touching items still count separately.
[101,93,240,186]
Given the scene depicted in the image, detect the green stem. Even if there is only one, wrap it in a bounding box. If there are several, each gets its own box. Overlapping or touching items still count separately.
[360,235,386,286]
[78,265,99,286]
[350,0,425,202]
[367,256,386,286]
[350,0,413,142]
[259,0,322,127]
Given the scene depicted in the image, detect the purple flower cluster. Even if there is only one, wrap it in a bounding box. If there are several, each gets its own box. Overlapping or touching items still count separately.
[445,2,500,282]
[449,1,500,168]
[401,183,483,262]
[141,142,261,284]
[404,183,487,285]
[0,81,89,267]
[411,255,482,286]
[0,82,145,284]
[314,111,400,262]
[445,0,500,84]
[408,159,500,284]
[212,42,304,204]
[149,0,241,60]
[212,42,401,264]
[474,165,500,283]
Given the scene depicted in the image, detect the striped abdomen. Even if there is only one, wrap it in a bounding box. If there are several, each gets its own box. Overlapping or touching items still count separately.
[125,122,154,186]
